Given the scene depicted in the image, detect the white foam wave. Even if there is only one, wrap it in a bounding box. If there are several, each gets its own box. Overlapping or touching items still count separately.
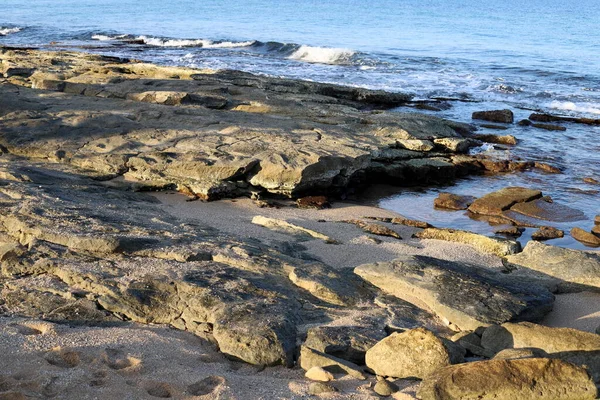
[91,34,127,41]
[136,36,254,48]
[288,45,355,65]
[0,27,21,36]
[469,143,495,155]
[549,101,600,115]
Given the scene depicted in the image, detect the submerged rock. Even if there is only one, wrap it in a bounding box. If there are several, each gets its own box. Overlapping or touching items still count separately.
[472,109,514,124]
[433,192,476,210]
[468,187,542,216]
[571,227,600,247]
[354,255,554,331]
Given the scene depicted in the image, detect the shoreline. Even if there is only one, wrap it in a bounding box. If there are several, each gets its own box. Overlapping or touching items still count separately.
[1,47,600,399]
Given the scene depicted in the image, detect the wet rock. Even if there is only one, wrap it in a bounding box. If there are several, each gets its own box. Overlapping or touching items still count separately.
[531,226,564,241]
[414,228,521,257]
[571,227,600,247]
[530,112,600,126]
[433,193,475,210]
[308,382,338,395]
[344,220,401,239]
[532,123,567,131]
[305,366,334,382]
[471,133,517,145]
[365,328,463,379]
[373,379,399,397]
[417,358,598,400]
[505,241,600,292]
[509,197,585,222]
[468,187,543,216]
[303,325,385,365]
[583,177,599,185]
[433,138,478,153]
[354,255,554,331]
[518,119,532,126]
[494,226,524,238]
[472,109,514,124]
[596,215,600,225]
[299,346,366,379]
[533,162,561,174]
[296,196,330,209]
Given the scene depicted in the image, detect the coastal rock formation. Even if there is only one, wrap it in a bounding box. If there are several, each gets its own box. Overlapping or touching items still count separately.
[354,255,554,331]
[505,241,600,291]
[417,358,598,400]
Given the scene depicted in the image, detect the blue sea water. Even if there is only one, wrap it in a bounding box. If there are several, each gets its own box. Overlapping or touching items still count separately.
[1,0,599,248]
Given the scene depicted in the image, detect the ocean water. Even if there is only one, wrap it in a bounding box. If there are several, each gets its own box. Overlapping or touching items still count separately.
[2,0,599,248]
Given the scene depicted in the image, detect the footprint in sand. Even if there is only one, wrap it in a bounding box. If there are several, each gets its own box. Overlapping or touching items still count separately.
[101,348,142,371]
[144,381,175,398]
[186,376,226,396]
[44,347,80,368]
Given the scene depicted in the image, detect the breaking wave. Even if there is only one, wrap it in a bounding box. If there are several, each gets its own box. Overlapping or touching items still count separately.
[91,33,255,48]
[0,27,22,36]
[549,101,600,115]
[288,45,355,65]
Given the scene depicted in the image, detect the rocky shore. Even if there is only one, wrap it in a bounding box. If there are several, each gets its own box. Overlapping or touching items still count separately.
[1,47,599,399]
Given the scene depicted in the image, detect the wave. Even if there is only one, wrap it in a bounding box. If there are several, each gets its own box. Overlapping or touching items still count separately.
[91,34,128,41]
[288,45,355,65]
[91,33,255,48]
[0,27,22,36]
[549,101,600,115]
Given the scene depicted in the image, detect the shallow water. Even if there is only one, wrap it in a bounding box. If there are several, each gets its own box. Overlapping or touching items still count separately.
[1,0,599,249]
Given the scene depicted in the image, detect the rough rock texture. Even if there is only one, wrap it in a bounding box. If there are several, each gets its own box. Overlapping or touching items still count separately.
[414,228,521,256]
[365,328,463,379]
[354,256,554,331]
[505,241,600,291]
[531,226,564,241]
[0,48,490,200]
[433,193,475,210]
[472,109,514,124]
[468,187,543,216]
[417,358,598,400]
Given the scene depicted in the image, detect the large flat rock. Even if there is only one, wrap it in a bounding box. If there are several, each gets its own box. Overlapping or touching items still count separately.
[468,187,542,216]
[354,255,554,331]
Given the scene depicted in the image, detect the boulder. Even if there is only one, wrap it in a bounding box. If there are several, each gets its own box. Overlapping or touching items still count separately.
[471,134,517,145]
[299,346,366,379]
[433,193,475,210]
[417,358,598,400]
[365,328,463,379]
[468,187,543,216]
[472,109,514,124]
[374,379,399,397]
[480,322,600,355]
[303,325,385,365]
[414,228,521,257]
[571,227,600,247]
[305,366,334,382]
[354,255,554,331]
[505,241,600,292]
[494,226,524,238]
[531,226,564,241]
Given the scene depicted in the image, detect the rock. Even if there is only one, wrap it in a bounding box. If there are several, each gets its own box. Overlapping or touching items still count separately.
[305,366,334,382]
[481,322,600,354]
[471,134,517,145]
[593,225,600,236]
[374,380,399,397]
[390,217,431,229]
[472,109,514,124]
[252,216,335,243]
[518,119,533,126]
[365,328,463,379]
[534,162,561,174]
[296,196,330,209]
[571,227,600,247]
[433,138,478,153]
[596,215,600,225]
[529,112,600,126]
[299,346,366,380]
[583,177,599,185]
[494,226,524,238]
[354,255,554,331]
[417,358,598,400]
[433,193,475,210]
[505,241,600,292]
[531,226,564,241]
[532,123,567,131]
[308,382,338,395]
[344,220,401,239]
[451,331,492,358]
[509,198,585,222]
[493,347,548,360]
[414,228,521,257]
[396,139,435,152]
[303,325,385,365]
[468,187,543,216]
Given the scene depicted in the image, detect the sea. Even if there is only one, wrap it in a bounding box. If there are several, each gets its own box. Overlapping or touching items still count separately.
[1,0,599,249]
